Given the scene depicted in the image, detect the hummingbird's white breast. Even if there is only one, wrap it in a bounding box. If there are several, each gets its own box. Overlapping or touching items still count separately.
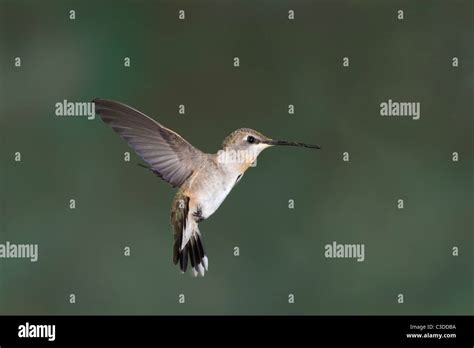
[185,156,244,220]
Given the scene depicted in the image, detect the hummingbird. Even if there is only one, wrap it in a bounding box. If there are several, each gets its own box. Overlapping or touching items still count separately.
[94,98,320,277]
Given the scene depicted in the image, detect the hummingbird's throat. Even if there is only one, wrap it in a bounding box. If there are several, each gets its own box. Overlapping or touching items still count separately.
[217,148,260,166]
[238,158,256,172]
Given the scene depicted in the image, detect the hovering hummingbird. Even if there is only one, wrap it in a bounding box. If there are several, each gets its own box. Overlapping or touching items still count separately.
[94,99,320,277]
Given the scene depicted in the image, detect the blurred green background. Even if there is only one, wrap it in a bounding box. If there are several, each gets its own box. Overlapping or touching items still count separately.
[0,0,472,315]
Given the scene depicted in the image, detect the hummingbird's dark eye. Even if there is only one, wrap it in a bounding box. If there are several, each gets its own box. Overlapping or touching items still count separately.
[247,136,255,144]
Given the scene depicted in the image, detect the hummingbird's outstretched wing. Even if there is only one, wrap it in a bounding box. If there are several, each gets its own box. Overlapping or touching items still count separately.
[94,98,203,187]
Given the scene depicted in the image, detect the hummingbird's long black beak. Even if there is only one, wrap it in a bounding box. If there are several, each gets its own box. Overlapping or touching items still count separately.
[265,139,321,149]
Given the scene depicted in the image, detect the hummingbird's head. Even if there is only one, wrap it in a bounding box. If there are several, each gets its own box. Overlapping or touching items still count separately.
[219,128,320,170]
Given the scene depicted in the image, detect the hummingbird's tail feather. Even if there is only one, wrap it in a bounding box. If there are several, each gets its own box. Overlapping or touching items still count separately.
[178,244,189,273]
[174,229,208,276]
[180,229,207,277]
[171,193,208,277]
